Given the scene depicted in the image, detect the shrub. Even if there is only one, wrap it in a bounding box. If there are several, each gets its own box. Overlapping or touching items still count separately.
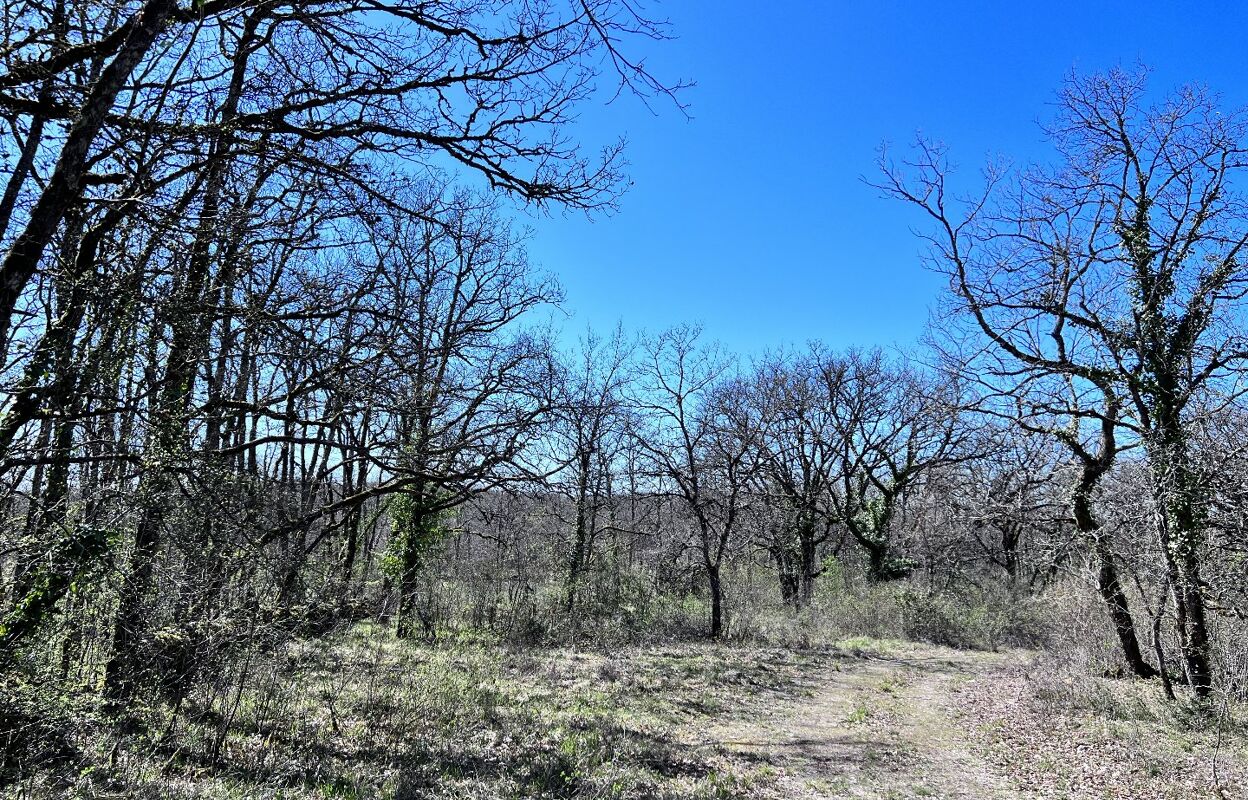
[0,676,82,790]
[895,584,1051,651]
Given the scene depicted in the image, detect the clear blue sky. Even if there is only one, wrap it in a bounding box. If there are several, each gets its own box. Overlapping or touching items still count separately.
[523,1,1248,356]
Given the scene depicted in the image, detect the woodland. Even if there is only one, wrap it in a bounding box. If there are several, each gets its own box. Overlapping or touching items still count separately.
[1,2,1247,798]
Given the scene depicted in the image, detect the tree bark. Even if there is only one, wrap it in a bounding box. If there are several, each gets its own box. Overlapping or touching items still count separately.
[395,483,433,640]
[565,449,593,615]
[1150,442,1213,698]
[797,516,819,605]
[707,563,723,639]
[1070,447,1158,680]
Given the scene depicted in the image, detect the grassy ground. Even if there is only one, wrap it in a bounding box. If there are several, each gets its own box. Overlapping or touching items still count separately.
[959,655,1248,799]
[13,627,1247,799]
[24,625,831,799]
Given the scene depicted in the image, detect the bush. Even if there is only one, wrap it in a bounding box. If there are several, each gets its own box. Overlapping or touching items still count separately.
[0,676,82,790]
[719,562,1055,651]
[895,584,1050,651]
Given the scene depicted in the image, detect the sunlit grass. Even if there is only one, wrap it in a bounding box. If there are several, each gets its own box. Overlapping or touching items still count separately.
[46,625,823,798]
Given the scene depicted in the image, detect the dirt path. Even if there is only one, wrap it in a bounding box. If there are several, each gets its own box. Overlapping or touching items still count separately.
[691,644,1030,799]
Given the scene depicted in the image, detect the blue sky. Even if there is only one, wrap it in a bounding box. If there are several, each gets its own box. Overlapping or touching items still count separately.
[523,1,1248,356]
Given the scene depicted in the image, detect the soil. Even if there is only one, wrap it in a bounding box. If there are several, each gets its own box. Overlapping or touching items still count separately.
[690,643,1029,798]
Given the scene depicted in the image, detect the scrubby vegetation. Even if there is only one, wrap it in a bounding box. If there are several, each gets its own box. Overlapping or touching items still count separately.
[7,565,1246,797]
[6,572,1041,799]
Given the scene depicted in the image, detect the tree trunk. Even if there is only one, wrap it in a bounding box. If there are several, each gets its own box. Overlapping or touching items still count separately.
[1071,471,1158,680]
[102,502,164,702]
[1148,406,1213,698]
[395,483,434,640]
[797,517,819,606]
[1153,472,1213,698]
[775,553,799,606]
[1000,523,1020,584]
[1092,534,1158,680]
[707,563,723,639]
[866,541,889,581]
[565,450,592,615]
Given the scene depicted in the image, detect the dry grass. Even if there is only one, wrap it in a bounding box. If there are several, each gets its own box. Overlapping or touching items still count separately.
[958,654,1248,799]
[14,625,830,799]
[11,580,1247,799]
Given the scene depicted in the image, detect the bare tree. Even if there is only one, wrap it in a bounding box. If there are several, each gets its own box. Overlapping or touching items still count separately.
[822,350,970,581]
[0,0,685,690]
[631,326,759,638]
[954,422,1067,587]
[360,191,560,639]
[879,68,1248,696]
[549,326,634,616]
[749,349,842,606]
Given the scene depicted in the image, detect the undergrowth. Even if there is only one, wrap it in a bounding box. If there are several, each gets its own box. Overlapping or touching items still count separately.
[10,625,822,798]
